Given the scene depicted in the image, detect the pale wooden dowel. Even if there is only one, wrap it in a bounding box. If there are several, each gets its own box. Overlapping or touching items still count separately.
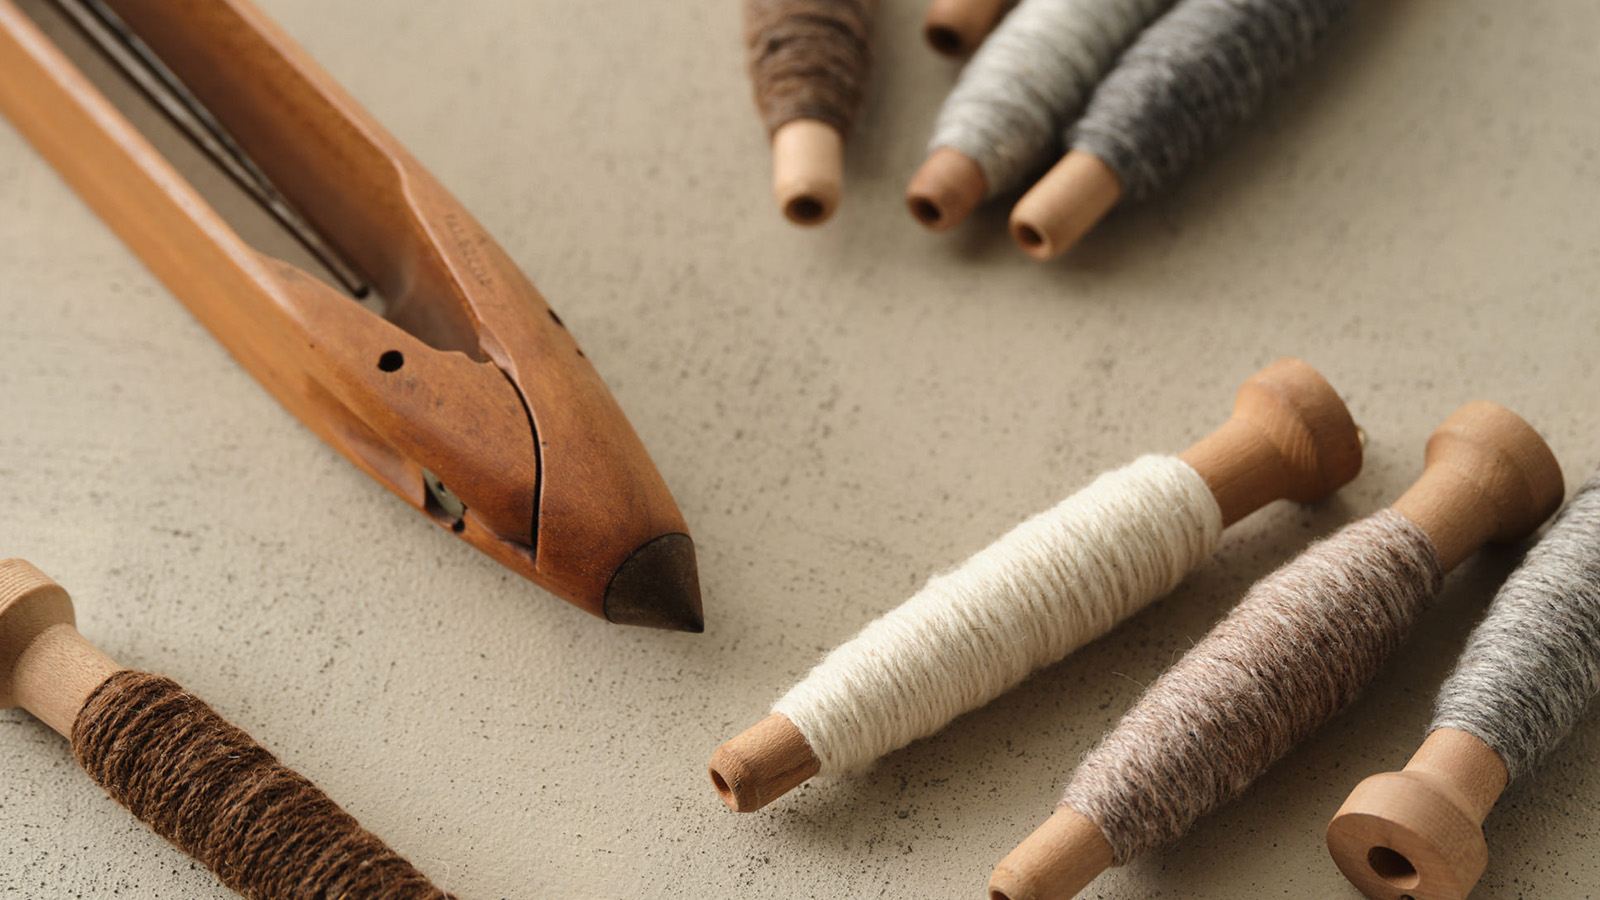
[906,147,990,232]
[772,119,844,225]
[988,808,1111,900]
[1008,150,1123,259]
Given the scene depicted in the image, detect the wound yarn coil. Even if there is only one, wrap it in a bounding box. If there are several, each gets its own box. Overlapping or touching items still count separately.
[929,0,1174,196]
[1062,509,1441,864]
[73,671,453,900]
[773,454,1222,776]
[1431,470,1600,780]
[1070,0,1359,201]
[744,0,876,138]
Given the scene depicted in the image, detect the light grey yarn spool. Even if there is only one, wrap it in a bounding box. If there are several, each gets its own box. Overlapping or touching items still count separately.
[1070,0,1359,202]
[929,0,1175,197]
[1431,469,1600,780]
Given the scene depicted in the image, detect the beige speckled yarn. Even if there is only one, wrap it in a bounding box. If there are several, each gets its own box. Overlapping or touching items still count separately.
[1062,509,1442,864]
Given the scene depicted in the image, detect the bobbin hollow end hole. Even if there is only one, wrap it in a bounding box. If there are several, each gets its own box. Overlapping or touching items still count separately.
[709,766,732,801]
[1013,223,1046,251]
[909,197,943,227]
[925,25,963,56]
[784,195,828,225]
[1367,846,1420,890]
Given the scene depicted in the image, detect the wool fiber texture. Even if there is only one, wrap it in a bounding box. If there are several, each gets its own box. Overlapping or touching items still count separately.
[1432,471,1600,780]
[73,671,454,900]
[1071,0,1358,201]
[773,455,1222,776]
[928,0,1175,196]
[745,0,875,137]
[1062,509,1441,864]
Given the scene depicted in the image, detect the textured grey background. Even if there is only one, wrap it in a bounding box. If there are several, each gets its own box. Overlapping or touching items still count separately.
[2,0,1598,897]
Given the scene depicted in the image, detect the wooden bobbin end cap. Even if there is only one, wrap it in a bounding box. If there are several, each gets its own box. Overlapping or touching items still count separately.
[988,807,1114,900]
[1393,402,1564,572]
[923,0,1008,57]
[1327,774,1486,900]
[1181,357,1363,527]
[1009,150,1122,260]
[1326,728,1508,900]
[709,713,819,812]
[0,559,75,709]
[771,119,843,226]
[0,560,119,737]
[906,147,988,231]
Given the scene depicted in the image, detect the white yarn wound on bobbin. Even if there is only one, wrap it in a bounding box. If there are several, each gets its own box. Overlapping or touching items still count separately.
[773,455,1222,776]
[928,0,1176,197]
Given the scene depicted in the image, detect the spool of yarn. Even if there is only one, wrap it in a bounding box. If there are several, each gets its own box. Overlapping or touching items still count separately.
[922,0,1014,57]
[989,402,1563,900]
[907,0,1174,231]
[1327,469,1600,900]
[1010,0,1359,258]
[0,559,454,900]
[744,0,875,225]
[710,358,1362,812]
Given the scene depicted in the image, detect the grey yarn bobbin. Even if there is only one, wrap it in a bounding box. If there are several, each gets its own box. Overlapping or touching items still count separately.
[1070,0,1359,202]
[928,0,1175,197]
[1432,470,1600,780]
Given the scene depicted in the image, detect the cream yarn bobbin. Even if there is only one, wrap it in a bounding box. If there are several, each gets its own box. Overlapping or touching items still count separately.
[711,357,1362,812]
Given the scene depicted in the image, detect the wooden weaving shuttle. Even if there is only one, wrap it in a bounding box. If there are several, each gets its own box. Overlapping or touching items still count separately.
[0,0,703,630]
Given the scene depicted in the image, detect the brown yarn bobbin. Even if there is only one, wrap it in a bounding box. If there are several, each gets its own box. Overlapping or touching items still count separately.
[744,0,874,138]
[73,671,454,900]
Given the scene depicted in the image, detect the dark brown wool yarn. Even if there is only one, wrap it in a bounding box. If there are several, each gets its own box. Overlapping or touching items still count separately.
[744,0,875,137]
[72,671,453,900]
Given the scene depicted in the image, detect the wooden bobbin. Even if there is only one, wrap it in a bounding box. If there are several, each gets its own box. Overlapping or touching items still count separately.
[906,147,989,231]
[771,119,843,225]
[923,0,1009,57]
[986,401,1562,900]
[1326,728,1508,900]
[1008,150,1123,260]
[1325,403,1565,900]
[0,559,121,738]
[709,357,1363,812]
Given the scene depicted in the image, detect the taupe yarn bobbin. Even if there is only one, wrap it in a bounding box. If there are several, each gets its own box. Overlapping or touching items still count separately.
[1062,509,1442,864]
[73,670,454,900]
[744,0,875,138]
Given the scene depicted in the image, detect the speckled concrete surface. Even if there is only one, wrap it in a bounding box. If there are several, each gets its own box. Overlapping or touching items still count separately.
[1,0,1598,897]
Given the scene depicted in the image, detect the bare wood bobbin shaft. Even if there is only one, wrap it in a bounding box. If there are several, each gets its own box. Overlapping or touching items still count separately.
[772,119,843,225]
[1009,150,1123,260]
[906,147,989,231]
